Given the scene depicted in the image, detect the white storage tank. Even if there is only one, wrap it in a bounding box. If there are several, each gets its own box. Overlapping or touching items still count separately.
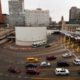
[15,27,47,46]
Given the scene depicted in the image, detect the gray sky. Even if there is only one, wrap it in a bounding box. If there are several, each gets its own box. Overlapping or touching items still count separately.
[1,0,80,22]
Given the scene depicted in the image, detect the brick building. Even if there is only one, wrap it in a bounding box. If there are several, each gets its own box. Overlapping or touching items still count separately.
[0,0,3,23]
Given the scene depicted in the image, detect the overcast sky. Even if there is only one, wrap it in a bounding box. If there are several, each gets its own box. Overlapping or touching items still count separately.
[1,0,80,22]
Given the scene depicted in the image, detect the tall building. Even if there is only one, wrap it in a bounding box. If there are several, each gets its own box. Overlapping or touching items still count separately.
[9,0,25,27]
[61,17,80,33]
[0,0,3,23]
[69,7,80,21]
[25,8,49,27]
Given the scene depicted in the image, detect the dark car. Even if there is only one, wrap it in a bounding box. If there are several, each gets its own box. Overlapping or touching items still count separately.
[46,55,57,61]
[25,63,37,68]
[57,61,70,67]
[8,66,21,74]
[45,45,51,48]
[77,70,80,75]
[26,68,40,75]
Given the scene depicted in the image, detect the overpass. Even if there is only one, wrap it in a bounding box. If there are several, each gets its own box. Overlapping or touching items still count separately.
[47,30,60,35]
[0,29,61,44]
[0,30,15,44]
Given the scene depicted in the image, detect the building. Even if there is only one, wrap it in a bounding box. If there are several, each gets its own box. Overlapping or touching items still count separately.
[9,0,25,27]
[24,8,49,27]
[0,0,3,23]
[9,0,50,27]
[0,0,8,27]
[8,0,49,46]
[2,14,9,24]
[69,7,80,22]
[61,7,80,33]
[15,27,47,46]
[48,21,61,30]
[76,28,80,35]
[62,17,80,33]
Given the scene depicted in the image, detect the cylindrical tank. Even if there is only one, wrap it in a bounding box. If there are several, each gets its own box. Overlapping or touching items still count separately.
[15,27,47,46]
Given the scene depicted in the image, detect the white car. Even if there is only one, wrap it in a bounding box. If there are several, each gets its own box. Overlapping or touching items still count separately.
[55,68,70,75]
[62,53,72,58]
[40,61,51,67]
[73,58,80,65]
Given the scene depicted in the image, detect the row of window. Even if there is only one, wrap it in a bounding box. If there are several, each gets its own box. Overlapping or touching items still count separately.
[63,26,80,32]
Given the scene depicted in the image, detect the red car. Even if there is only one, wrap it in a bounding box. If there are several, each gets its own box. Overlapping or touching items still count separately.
[46,55,57,61]
[8,66,21,74]
[26,68,40,75]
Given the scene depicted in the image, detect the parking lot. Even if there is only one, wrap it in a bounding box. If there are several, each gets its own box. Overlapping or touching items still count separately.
[0,33,80,80]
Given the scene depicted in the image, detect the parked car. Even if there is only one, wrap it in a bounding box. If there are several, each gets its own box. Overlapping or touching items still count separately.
[32,45,37,48]
[25,63,37,68]
[46,55,57,61]
[45,45,51,48]
[25,57,39,63]
[73,58,80,65]
[57,61,70,67]
[8,66,21,74]
[62,53,72,58]
[40,61,51,67]
[55,68,70,76]
[77,70,80,75]
[26,68,40,75]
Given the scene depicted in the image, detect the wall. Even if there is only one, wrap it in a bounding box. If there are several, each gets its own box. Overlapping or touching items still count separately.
[0,0,3,23]
[15,27,47,46]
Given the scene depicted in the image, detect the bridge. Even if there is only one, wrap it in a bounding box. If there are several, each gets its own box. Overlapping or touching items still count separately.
[0,29,15,44]
[47,30,60,35]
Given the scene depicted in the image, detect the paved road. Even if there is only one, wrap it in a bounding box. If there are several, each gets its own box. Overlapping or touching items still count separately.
[0,34,80,80]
